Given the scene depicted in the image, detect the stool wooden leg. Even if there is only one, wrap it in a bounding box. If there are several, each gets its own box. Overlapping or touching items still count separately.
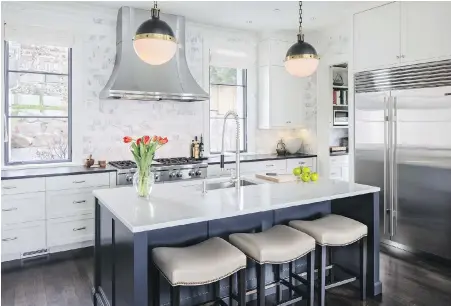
[256,264,265,306]
[360,236,367,301]
[229,274,234,306]
[171,286,180,306]
[214,280,221,301]
[154,270,160,306]
[274,264,282,303]
[307,250,315,306]
[319,245,326,306]
[288,261,293,299]
[238,269,246,306]
[328,247,334,284]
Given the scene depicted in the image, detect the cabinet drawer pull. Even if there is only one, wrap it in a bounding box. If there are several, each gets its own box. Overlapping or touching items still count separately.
[2,237,18,242]
[73,200,87,204]
[73,227,87,231]
[2,207,18,212]
[72,180,86,184]
[286,121,291,124]
[298,162,305,165]
[266,164,275,167]
[3,186,17,190]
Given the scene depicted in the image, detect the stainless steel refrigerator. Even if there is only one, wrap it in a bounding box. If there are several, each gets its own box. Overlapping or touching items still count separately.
[354,60,451,260]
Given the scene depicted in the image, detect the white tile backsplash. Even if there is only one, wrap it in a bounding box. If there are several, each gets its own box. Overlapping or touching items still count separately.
[3,2,319,162]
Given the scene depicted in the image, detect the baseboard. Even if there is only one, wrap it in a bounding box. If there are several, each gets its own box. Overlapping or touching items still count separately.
[380,241,451,273]
[1,246,93,272]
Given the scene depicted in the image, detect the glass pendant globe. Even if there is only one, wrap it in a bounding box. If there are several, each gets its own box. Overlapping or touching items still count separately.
[133,38,177,65]
[284,57,319,77]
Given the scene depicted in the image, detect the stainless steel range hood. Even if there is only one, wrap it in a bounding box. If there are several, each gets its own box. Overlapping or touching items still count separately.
[100,6,209,102]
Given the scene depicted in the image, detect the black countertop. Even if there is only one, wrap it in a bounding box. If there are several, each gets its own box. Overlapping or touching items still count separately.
[1,153,318,180]
[1,165,117,180]
[207,153,317,165]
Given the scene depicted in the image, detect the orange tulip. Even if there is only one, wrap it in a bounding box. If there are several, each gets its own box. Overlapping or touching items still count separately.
[152,135,157,142]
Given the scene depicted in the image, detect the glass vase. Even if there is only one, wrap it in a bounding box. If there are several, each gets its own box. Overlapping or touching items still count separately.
[133,167,155,198]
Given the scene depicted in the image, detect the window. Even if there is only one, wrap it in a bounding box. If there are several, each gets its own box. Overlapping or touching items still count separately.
[4,41,72,165]
[209,66,247,153]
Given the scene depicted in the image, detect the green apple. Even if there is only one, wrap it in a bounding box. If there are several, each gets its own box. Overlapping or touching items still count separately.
[292,167,302,176]
[302,166,311,174]
[310,172,319,181]
[301,172,311,182]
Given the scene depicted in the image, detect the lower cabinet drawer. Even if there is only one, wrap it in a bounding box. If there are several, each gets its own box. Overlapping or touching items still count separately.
[47,217,94,247]
[330,167,343,179]
[241,160,286,174]
[286,158,315,171]
[2,192,46,225]
[2,221,47,260]
[46,187,108,219]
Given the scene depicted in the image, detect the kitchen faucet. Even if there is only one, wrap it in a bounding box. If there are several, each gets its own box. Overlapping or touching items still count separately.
[220,110,241,184]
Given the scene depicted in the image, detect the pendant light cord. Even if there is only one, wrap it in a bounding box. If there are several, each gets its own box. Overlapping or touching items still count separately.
[151,1,160,18]
[298,1,304,42]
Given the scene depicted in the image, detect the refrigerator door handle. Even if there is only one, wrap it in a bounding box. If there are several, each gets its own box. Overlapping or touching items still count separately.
[383,96,389,235]
[388,96,396,237]
[392,97,398,236]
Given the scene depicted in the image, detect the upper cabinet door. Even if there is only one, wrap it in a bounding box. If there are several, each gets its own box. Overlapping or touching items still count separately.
[354,2,401,72]
[401,2,451,64]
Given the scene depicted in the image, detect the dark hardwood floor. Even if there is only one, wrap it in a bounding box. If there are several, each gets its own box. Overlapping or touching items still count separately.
[2,247,451,306]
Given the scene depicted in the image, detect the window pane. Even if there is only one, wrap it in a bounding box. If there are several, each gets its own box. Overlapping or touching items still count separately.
[209,118,245,153]
[209,85,245,118]
[8,118,69,163]
[8,72,69,116]
[8,41,69,74]
[210,67,245,85]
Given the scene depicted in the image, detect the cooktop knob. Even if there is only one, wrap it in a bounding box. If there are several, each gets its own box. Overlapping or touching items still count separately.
[188,171,195,177]
[195,170,202,176]
[176,172,183,178]
[169,172,176,178]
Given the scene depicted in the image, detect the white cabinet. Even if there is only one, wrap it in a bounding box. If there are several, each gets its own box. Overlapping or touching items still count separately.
[1,177,45,195]
[240,160,286,174]
[354,2,401,72]
[258,65,305,128]
[401,2,451,64]
[354,2,451,72]
[2,192,46,225]
[47,216,94,248]
[286,158,317,172]
[330,155,349,181]
[46,173,110,190]
[2,221,46,262]
[1,171,113,262]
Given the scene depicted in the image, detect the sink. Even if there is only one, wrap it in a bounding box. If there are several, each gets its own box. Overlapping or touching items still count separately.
[205,179,257,191]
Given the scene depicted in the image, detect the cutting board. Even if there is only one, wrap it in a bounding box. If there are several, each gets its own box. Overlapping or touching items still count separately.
[255,173,298,183]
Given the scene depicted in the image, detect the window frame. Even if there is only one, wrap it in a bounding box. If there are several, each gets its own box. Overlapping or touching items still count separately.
[208,66,248,154]
[3,41,73,166]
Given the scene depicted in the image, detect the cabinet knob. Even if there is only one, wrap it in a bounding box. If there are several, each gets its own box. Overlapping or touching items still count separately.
[401,55,405,58]
[396,55,400,59]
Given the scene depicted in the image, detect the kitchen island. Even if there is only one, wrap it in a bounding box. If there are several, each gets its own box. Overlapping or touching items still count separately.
[93,178,381,306]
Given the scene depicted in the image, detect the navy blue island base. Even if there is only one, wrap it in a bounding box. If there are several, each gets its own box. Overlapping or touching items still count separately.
[93,192,381,306]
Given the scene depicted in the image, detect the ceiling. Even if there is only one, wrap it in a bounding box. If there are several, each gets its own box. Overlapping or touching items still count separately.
[88,1,387,32]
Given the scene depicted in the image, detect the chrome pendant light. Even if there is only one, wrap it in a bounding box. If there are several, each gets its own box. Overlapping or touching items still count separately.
[133,1,177,65]
[285,1,319,77]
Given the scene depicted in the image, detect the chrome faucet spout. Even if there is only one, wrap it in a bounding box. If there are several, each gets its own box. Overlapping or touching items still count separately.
[220,110,241,183]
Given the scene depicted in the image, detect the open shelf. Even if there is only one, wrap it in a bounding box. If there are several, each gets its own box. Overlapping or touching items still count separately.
[333,85,348,89]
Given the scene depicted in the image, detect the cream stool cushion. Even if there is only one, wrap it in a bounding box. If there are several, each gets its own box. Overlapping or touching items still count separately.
[229,225,315,264]
[289,214,368,246]
[152,237,246,286]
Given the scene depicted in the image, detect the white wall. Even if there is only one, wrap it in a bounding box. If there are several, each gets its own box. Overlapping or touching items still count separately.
[2,1,318,165]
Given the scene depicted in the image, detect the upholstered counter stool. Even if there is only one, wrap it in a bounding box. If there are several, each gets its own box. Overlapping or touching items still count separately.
[229,225,316,306]
[152,237,247,306]
[289,214,368,306]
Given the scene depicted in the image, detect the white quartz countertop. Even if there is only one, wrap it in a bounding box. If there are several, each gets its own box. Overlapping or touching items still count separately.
[93,178,380,233]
